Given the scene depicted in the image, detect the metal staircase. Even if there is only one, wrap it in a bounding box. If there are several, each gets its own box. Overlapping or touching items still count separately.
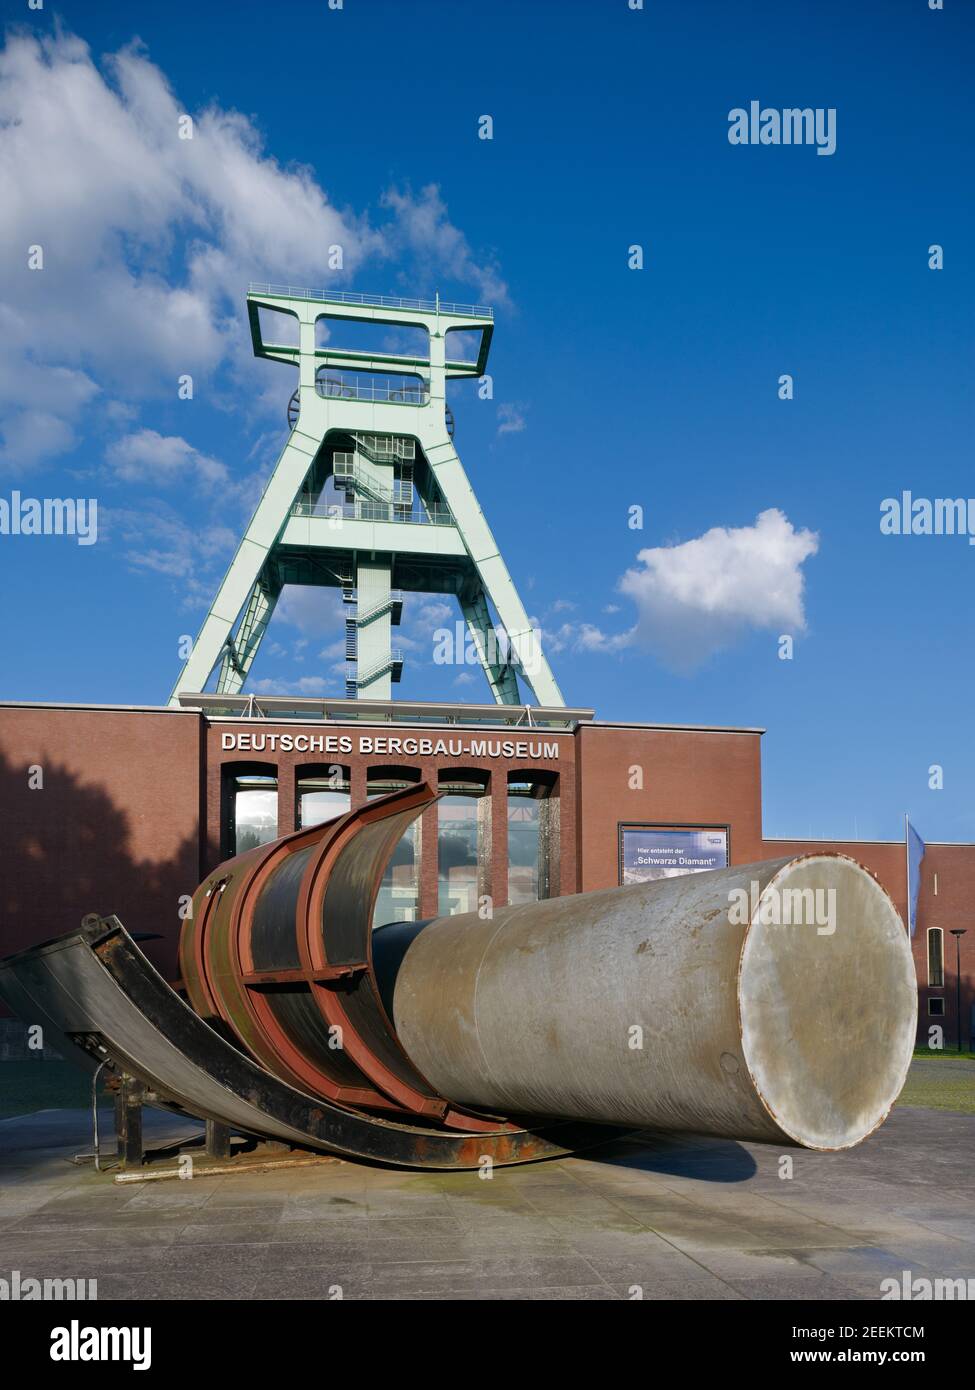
[342,586,405,697]
[356,649,404,690]
[358,590,404,626]
[332,453,414,509]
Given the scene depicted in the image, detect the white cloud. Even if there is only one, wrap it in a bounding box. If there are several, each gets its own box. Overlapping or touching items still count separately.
[497,402,526,436]
[380,184,509,309]
[250,675,335,696]
[530,510,818,674]
[0,33,513,483]
[538,619,627,658]
[102,503,238,602]
[618,508,818,672]
[577,622,629,652]
[0,30,371,467]
[103,400,139,426]
[0,407,82,468]
[318,638,348,662]
[106,429,228,487]
[274,585,347,637]
[414,599,452,628]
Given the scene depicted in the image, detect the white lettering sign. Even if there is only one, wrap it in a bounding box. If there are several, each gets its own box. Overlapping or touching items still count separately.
[218,732,560,760]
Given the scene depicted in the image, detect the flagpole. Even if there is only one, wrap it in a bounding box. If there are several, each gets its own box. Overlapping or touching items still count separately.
[904,812,910,936]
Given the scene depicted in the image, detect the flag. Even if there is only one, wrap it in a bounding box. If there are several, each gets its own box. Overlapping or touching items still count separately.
[905,817,925,938]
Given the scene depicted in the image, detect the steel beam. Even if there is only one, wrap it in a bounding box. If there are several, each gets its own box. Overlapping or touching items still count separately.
[0,917,607,1169]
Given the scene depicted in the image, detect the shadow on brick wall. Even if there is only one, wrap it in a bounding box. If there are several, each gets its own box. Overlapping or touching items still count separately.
[0,750,199,1005]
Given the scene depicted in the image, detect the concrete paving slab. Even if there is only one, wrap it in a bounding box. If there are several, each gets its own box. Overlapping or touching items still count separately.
[0,1100,972,1300]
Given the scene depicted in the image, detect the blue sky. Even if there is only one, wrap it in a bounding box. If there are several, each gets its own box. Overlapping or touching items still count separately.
[0,0,972,844]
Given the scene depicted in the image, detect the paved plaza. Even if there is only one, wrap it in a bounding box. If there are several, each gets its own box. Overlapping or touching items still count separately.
[1,1083,974,1301]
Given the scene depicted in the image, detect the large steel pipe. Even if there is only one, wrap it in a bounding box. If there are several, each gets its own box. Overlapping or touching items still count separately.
[391,853,917,1151]
[0,781,918,1167]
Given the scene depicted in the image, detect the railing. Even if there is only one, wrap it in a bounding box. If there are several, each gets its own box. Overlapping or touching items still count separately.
[332,455,413,505]
[248,283,493,320]
[316,374,428,406]
[291,499,454,527]
[353,433,416,462]
[357,590,404,625]
[355,650,405,685]
[178,691,593,726]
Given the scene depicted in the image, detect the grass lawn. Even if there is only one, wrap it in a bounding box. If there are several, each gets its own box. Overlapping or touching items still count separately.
[912,1046,975,1061]
[898,1055,975,1115]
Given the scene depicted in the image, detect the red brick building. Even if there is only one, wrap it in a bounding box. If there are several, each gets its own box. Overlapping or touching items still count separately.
[0,696,970,1048]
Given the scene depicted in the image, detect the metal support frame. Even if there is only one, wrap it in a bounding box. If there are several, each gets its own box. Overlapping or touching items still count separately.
[205,1118,233,1159]
[216,570,282,694]
[169,286,564,708]
[114,1074,145,1169]
[0,843,609,1170]
[461,583,520,704]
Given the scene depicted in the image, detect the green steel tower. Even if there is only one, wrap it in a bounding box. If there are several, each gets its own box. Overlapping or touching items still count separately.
[169,285,564,707]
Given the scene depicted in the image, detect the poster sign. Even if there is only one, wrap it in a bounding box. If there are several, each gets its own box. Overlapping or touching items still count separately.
[619,825,729,886]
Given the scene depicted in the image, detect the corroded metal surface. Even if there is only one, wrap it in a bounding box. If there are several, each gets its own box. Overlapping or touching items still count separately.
[181,783,517,1134]
[393,853,917,1151]
[0,918,611,1169]
[0,782,916,1167]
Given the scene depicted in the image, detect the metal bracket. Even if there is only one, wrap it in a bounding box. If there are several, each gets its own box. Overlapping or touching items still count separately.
[114,1073,146,1169]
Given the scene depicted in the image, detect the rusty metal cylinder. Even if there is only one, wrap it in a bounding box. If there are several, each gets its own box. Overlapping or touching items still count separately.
[392,854,917,1151]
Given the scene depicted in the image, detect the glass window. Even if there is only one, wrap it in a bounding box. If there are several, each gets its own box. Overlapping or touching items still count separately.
[927,928,944,988]
[507,776,554,905]
[368,771,420,927]
[374,821,419,927]
[507,784,542,905]
[233,775,278,854]
[438,786,483,916]
[298,771,350,829]
[928,997,945,1017]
